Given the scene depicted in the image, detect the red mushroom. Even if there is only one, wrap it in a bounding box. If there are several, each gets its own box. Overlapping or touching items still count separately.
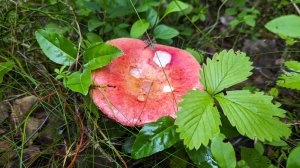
[90,38,203,127]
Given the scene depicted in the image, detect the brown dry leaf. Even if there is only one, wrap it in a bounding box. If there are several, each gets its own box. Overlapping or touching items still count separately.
[0,140,16,166]
[23,145,40,167]
[0,101,10,122]
[26,117,44,145]
[11,96,37,124]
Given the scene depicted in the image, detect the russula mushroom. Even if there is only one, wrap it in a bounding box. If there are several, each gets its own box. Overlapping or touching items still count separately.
[90,38,203,127]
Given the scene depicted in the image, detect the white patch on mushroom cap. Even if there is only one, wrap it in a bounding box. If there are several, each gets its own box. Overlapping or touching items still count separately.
[163,85,174,92]
[130,67,142,78]
[153,51,172,67]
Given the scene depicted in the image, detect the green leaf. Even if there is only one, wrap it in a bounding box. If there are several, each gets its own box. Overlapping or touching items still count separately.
[240,147,272,168]
[153,24,179,39]
[35,29,77,66]
[277,72,300,90]
[44,22,69,35]
[122,136,135,154]
[163,1,189,18]
[185,48,204,64]
[0,61,15,83]
[130,19,150,38]
[265,15,300,38]
[88,17,104,32]
[175,90,221,149]
[211,134,236,168]
[215,90,291,142]
[285,60,300,72]
[287,146,300,168]
[65,69,92,95]
[131,116,180,159]
[147,8,158,27]
[86,32,103,44]
[186,146,218,167]
[83,42,123,70]
[200,50,253,95]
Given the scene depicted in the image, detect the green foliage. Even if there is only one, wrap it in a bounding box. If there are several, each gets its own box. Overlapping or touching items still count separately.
[83,42,123,70]
[286,146,300,168]
[163,0,189,18]
[185,48,204,64]
[216,91,290,141]
[285,61,300,72]
[265,15,300,38]
[227,7,260,28]
[240,147,272,168]
[175,91,221,149]
[35,29,77,66]
[153,24,179,40]
[0,61,15,83]
[211,134,236,168]
[176,50,290,150]
[186,146,218,167]
[200,50,253,95]
[64,69,92,95]
[131,117,180,159]
[130,19,150,38]
[88,17,104,32]
[277,60,300,90]
[277,72,300,90]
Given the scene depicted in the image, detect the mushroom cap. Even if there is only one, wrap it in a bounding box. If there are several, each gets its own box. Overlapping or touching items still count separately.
[90,38,203,127]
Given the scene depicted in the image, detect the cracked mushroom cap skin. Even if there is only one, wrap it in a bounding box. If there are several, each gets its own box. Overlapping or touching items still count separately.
[90,38,203,127]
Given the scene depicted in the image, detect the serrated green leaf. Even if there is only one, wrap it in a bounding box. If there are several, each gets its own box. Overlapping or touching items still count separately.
[163,1,189,18]
[265,15,300,38]
[277,72,300,90]
[0,61,15,83]
[131,116,180,159]
[285,60,300,72]
[175,90,221,149]
[200,50,253,95]
[287,146,300,168]
[153,24,179,39]
[186,146,218,168]
[83,42,123,70]
[35,29,77,66]
[241,147,271,168]
[65,69,92,95]
[130,19,150,38]
[215,90,291,142]
[211,134,236,168]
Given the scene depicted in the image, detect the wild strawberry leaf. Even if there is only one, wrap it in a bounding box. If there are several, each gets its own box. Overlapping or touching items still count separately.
[175,90,221,150]
[215,90,291,142]
[277,72,300,90]
[200,50,253,95]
